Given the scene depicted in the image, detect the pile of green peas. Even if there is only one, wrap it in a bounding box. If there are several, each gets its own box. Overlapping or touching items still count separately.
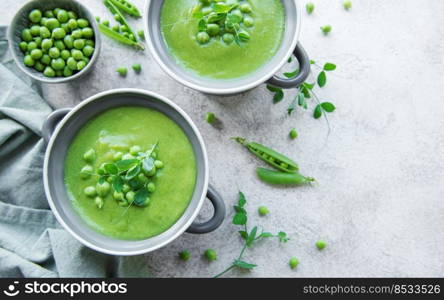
[195,0,254,45]
[19,8,95,78]
[80,145,164,209]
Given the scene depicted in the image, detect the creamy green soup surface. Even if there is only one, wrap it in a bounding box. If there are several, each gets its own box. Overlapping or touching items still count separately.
[160,0,285,79]
[64,107,197,240]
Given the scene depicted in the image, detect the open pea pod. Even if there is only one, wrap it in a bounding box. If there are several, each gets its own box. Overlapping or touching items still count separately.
[108,0,141,18]
[233,137,299,173]
[104,0,138,42]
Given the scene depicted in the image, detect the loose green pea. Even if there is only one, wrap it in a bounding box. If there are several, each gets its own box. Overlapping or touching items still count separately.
[146,182,155,193]
[73,38,85,49]
[80,165,93,179]
[40,54,51,65]
[30,49,43,60]
[34,61,45,72]
[137,30,145,40]
[231,9,243,21]
[306,3,315,14]
[95,16,100,22]
[19,42,28,53]
[132,63,142,73]
[196,31,210,44]
[179,250,190,261]
[316,240,327,250]
[125,191,135,203]
[240,3,252,13]
[43,66,56,77]
[46,18,60,31]
[113,191,125,201]
[62,66,72,77]
[68,11,77,19]
[57,9,69,23]
[83,45,94,57]
[44,10,55,18]
[205,112,216,124]
[289,257,299,269]
[138,173,149,184]
[258,206,269,216]
[40,17,48,27]
[83,148,95,162]
[154,160,163,169]
[30,25,41,36]
[71,49,84,60]
[64,35,74,49]
[343,1,352,10]
[71,29,82,39]
[113,152,123,161]
[222,33,234,44]
[68,19,78,30]
[85,39,95,47]
[122,184,131,193]
[66,57,77,70]
[29,9,42,23]
[22,29,33,42]
[53,8,61,16]
[26,41,37,52]
[117,67,127,76]
[94,196,104,209]
[96,181,111,197]
[51,58,65,71]
[77,18,89,28]
[129,145,142,155]
[54,40,66,50]
[146,166,157,177]
[82,27,94,38]
[33,37,42,47]
[55,70,63,77]
[321,25,332,35]
[48,47,60,58]
[122,153,134,160]
[204,249,217,261]
[84,186,97,197]
[40,38,52,51]
[61,49,70,60]
[23,55,35,67]
[52,28,66,39]
[61,23,70,34]
[289,129,298,140]
[39,27,51,38]
[77,60,86,71]
[243,16,254,27]
[206,24,220,36]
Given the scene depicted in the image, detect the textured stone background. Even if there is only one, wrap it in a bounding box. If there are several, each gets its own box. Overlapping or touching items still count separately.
[2,0,444,277]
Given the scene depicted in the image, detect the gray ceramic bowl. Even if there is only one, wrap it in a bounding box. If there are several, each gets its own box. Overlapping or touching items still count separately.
[42,89,225,255]
[7,0,101,84]
[144,0,310,95]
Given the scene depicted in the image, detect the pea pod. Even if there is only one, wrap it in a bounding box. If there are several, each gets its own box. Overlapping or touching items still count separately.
[233,137,299,173]
[256,168,315,185]
[98,23,144,50]
[108,0,141,18]
[104,0,138,41]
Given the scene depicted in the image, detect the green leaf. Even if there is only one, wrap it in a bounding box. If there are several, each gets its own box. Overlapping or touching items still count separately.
[233,260,257,270]
[234,205,246,214]
[226,13,242,24]
[125,164,141,181]
[214,3,237,13]
[317,71,327,87]
[113,176,124,193]
[314,104,323,119]
[321,102,336,112]
[283,69,299,78]
[238,31,250,41]
[116,159,139,171]
[198,19,207,31]
[298,92,307,109]
[300,85,311,99]
[238,230,248,240]
[128,177,144,190]
[246,226,258,247]
[134,187,149,206]
[287,99,296,115]
[260,232,274,238]
[287,56,292,63]
[277,231,290,243]
[323,63,336,71]
[266,85,284,103]
[303,82,315,90]
[233,213,247,225]
[208,12,226,23]
[238,191,246,207]
[104,163,118,175]
[142,157,155,173]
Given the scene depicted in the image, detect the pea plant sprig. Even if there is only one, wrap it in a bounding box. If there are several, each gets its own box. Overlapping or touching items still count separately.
[214,192,290,278]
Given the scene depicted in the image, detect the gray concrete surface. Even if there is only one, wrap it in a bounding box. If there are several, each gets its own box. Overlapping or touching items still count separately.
[2,0,444,277]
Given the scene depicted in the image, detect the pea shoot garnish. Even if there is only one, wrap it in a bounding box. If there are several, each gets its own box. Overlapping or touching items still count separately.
[214,192,290,278]
[192,1,253,46]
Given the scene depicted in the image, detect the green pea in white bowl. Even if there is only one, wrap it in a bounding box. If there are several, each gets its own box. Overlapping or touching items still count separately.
[7,0,101,84]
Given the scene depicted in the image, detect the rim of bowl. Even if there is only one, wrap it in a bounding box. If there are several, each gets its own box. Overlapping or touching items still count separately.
[144,0,301,95]
[43,88,209,255]
[7,0,101,84]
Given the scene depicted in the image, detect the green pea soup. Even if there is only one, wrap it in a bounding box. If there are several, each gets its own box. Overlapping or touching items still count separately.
[160,0,285,79]
[64,107,197,240]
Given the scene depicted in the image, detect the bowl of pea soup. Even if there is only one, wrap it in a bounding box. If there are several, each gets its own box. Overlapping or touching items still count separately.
[144,0,311,95]
[7,0,100,83]
[42,88,225,255]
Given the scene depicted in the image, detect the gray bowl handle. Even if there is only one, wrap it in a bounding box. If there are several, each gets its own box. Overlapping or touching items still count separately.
[266,43,310,89]
[187,185,225,234]
[42,108,71,143]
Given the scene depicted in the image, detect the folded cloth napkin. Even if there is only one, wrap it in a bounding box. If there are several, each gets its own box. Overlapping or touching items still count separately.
[0,26,150,278]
